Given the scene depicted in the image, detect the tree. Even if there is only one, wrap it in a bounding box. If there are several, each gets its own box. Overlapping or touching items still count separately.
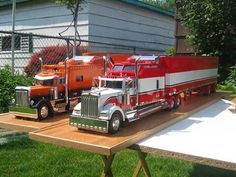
[143,0,175,11]
[177,0,236,81]
[54,0,85,56]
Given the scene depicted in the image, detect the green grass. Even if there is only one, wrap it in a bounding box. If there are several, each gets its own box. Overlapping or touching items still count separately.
[217,84,236,97]
[0,133,236,177]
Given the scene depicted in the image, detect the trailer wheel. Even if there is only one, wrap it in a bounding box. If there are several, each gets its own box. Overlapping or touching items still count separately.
[175,95,181,108]
[38,103,49,120]
[168,98,175,110]
[108,112,122,134]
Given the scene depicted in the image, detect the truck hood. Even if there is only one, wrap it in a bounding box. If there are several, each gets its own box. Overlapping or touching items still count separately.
[16,85,54,97]
[89,88,122,96]
[30,85,52,97]
[84,88,123,109]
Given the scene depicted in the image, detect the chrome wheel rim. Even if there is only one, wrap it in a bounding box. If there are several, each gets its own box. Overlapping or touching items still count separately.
[170,99,174,109]
[112,115,120,131]
[176,97,181,106]
[40,106,48,118]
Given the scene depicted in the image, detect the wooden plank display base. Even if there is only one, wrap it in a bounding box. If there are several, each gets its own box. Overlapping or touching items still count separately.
[29,92,226,156]
[0,113,69,132]
[29,92,229,177]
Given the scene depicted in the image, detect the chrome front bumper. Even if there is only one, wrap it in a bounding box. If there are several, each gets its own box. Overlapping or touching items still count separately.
[69,115,108,133]
[9,106,38,119]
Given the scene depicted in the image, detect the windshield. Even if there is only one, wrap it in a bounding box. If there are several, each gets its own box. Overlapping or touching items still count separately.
[123,65,135,71]
[100,80,123,89]
[113,65,123,71]
[36,79,53,86]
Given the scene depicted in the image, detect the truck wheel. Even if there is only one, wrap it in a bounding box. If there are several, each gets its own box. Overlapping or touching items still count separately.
[168,98,175,110]
[108,112,122,134]
[175,95,181,108]
[38,103,49,120]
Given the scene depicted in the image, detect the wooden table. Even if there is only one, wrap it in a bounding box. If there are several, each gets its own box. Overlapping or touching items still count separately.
[29,92,226,177]
[0,112,68,132]
[132,98,236,176]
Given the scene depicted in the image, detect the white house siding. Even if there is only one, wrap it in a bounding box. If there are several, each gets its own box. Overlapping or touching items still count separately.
[0,1,89,37]
[87,0,175,53]
[0,0,174,73]
[0,0,89,73]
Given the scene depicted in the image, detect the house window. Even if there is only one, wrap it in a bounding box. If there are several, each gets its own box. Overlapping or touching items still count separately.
[0,35,33,53]
[1,35,21,51]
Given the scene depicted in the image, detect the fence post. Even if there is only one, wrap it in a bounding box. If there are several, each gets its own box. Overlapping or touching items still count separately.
[66,39,70,59]
[11,0,16,74]
[133,47,136,54]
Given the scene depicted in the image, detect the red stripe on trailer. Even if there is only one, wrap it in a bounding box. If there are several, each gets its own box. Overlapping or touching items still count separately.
[161,56,219,73]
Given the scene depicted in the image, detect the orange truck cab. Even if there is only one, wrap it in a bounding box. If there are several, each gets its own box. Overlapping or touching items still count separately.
[9,53,131,119]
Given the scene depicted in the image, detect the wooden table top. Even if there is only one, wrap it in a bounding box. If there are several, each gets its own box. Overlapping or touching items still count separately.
[29,92,226,155]
[0,112,68,132]
[134,96,236,171]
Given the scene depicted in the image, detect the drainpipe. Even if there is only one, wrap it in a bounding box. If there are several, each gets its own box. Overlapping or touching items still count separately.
[65,57,69,104]
[135,57,141,106]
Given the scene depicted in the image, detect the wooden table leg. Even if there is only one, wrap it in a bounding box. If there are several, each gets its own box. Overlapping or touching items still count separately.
[101,154,115,177]
[133,150,151,177]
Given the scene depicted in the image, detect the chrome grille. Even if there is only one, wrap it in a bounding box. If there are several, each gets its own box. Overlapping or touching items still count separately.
[81,95,98,118]
[15,90,29,107]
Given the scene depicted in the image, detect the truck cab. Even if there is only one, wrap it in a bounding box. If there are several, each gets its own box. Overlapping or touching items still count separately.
[70,55,165,133]
[9,56,105,119]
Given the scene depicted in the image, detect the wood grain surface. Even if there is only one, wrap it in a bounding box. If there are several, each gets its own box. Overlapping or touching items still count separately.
[131,96,236,171]
[29,92,226,155]
[0,113,68,132]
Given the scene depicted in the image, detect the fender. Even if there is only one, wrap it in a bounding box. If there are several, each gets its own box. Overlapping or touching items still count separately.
[102,104,125,121]
[34,99,52,109]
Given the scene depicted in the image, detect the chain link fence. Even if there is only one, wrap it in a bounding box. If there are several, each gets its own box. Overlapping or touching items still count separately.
[0,30,160,76]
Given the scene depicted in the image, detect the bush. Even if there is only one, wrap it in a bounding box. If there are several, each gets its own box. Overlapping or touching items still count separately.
[224,65,236,86]
[0,66,32,113]
[24,45,87,77]
[166,47,175,56]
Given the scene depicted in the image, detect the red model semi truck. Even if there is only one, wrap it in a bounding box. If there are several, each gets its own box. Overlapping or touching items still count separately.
[9,54,131,119]
[70,55,218,133]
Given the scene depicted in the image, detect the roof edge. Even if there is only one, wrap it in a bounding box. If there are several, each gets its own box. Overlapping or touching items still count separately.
[119,0,174,17]
[0,0,31,7]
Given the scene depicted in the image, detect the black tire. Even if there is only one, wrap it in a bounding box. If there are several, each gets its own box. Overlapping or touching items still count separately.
[168,98,175,110]
[38,102,49,120]
[174,95,181,108]
[108,112,122,134]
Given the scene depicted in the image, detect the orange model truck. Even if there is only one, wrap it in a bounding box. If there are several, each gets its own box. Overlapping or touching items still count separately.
[9,53,131,119]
